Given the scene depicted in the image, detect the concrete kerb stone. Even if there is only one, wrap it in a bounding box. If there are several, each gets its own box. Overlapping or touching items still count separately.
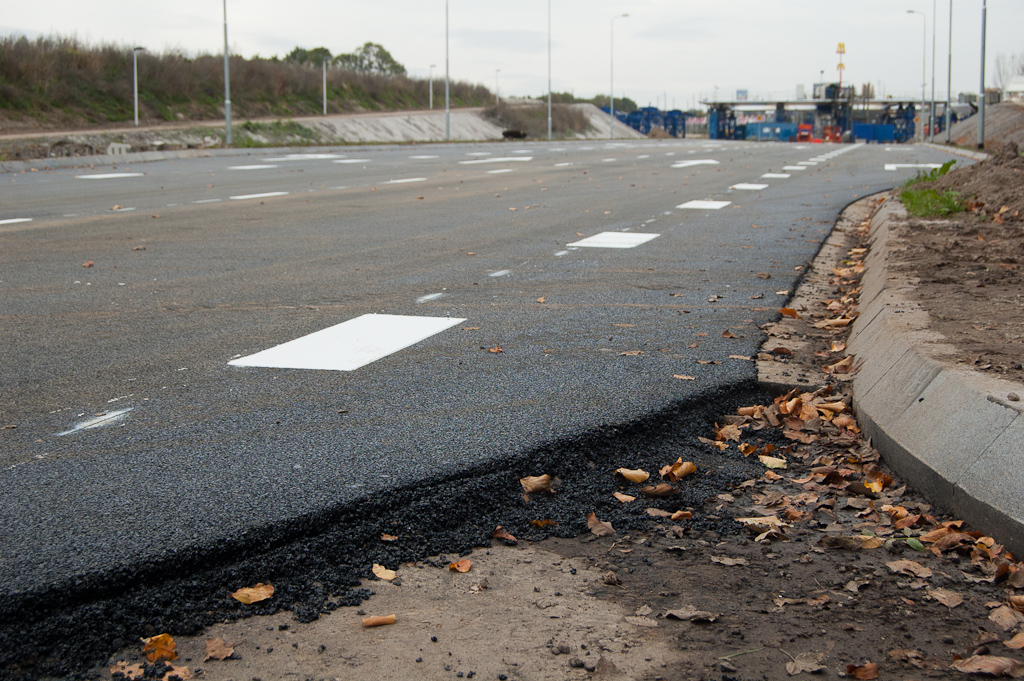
[848,196,1024,556]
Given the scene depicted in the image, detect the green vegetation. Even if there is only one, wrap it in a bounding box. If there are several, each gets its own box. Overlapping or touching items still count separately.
[549,91,639,114]
[0,35,489,129]
[900,160,967,217]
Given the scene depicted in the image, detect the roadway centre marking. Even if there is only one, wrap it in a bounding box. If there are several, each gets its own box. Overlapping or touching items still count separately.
[265,154,343,161]
[334,159,370,164]
[228,313,465,372]
[465,152,491,156]
[458,157,533,165]
[731,183,769,191]
[554,162,573,167]
[229,191,289,200]
[0,218,32,225]
[762,173,790,178]
[487,169,514,174]
[229,165,278,170]
[670,160,720,169]
[885,163,943,171]
[567,232,660,249]
[677,200,731,210]
[782,166,806,171]
[193,199,222,204]
[489,270,511,277]
[383,178,427,184]
[76,173,145,179]
[409,155,440,159]
[798,161,818,165]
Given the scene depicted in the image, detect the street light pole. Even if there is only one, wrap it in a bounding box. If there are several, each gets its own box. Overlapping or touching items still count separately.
[223,0,232,145]
[946,0,953,143]
[908,10,926,143]
[495,68,500,105]
[610,13,628,140]
[930,0,936,142]
[978,0,986,149]
[132,47,144,127]
[445,0,450,141]
[547,0,552,140]
[429,64,436,110]
[322,59,327,116]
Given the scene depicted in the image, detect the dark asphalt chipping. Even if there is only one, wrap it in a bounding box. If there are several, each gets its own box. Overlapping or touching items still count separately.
[0,140,964,678]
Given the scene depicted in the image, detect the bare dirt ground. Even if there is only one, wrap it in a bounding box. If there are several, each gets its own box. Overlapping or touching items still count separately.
[96,162,1024,681]
[894,142,1024,383]
[948,102,1024,152]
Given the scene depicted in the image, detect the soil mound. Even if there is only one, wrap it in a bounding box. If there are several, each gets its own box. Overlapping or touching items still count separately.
[921,141,1024,220]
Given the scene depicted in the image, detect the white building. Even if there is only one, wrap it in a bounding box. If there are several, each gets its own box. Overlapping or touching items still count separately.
[1004,75,1024,103]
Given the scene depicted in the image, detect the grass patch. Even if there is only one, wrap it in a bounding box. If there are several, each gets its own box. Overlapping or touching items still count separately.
[900,188,966,217]
[903,159,956,187]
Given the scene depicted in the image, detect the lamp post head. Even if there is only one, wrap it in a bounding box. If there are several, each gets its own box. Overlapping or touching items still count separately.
[133,46,145,53]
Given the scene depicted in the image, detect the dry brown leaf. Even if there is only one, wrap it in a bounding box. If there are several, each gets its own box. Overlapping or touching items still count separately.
[625,616,659,628]
[164,666,192,680]
[951,655,1024,677]
[646,508,672,517]
[141,633,178,663]
[715,423,743,442]
[372,564,397,581]
[619,350,643,356]
[886,560,932,579]
[82,261,94,268]
[698,436,729,451]
[612,492,636,503]
[824,355,856,374]
[831,340,847,353]
[927,588,963,609]
[990,605,1024,631]
[660,458,697,481]
[231,582,274,605]
[587,511,617,537]
[520,474,552,494]
[846,662,879,679]
[673,374,696,380]
[665,607,718,622]
[380,533,398,542]
[671,510,692,520]
[449,559,472,573]
[787,652,825,675]
[780,308,802,319]
[729,354,752,360]
[759,455,788,469]
[1005,633,1024,649]
[362,614,396,627]
[488,345,503,354]
[530,519,558,528]
[536,297,546,304]
[203,638,235,662]
[492,526,517,543]
[640,483,678,498]
[615,468,650,483]
[722,329,738,339]
[711,555,747,567]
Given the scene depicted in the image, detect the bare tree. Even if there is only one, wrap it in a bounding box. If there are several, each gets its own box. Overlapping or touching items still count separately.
[994,52,1024,89]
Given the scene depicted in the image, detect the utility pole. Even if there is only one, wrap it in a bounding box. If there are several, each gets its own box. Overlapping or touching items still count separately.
[978,0,986,149]
[223,0,232,145]
[946,0,953,143]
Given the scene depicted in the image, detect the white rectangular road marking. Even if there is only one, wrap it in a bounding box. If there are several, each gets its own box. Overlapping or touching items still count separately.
[229,313,465,372]
[458,157,533,165]
[554,162,573,167]
[677,200,731,210]
[761,173,790,178]
[798,161,818,165]
[229,165,278,170]
[193,199,222,204]
[229,192,289,200]
[76,173,144,179]
[567,232,660,249]
[409,155,440,159]
[265,154,342,161]
[334,159,370,164]
[885,163,943,171]
[0,218,32,225]
[487,169,514,174]
[730,183,769,191]
[671,159,719,169]
[383,178,427,184]
[782,166,806,171]
[489,270,511,277]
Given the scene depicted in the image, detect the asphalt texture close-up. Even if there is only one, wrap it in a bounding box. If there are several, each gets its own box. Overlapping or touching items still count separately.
[0,139,964,679]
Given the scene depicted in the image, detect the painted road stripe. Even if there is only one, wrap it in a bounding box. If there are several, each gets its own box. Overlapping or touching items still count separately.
[193,199,222,204]
[383,177,427,184]
[55,408,133,436]
[782,166,806,171]
[0,218,32,225]
[798,161,818,165]
[229,191,289,200]
[554,250,570,257]
[567,232,660,249]
[554,162,573,167]
[637,154,650,159]
[762,173,791,179]
[265,153,342,161]
[602,158,617,162]
[489,270,511,277]
[229,165,278,170]
[334,159,370,164]
[458,157,533,165]
[465,152,491,157]
[76,173,144,179]
[416,293,444,303]
[409,155,440,159]
[487,168,514,174]
[230,313,464,372]
[670,159,719,169]
[677,200,731,210]
[731,183,769,191]
[885,163,943,171]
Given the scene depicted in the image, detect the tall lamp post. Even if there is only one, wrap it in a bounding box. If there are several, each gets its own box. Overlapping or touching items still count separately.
[429,64,436,110]
[609,13,629,140]
[946,0,953,143]
[322,59,328,116]
[930,0,937,141]
[907,10,926,142]
[978,0,987,150]
[495,68,501,105]
[547,0,552,140]
[132,47,144,126]
[445,0,450,141]
[223,0,232,145]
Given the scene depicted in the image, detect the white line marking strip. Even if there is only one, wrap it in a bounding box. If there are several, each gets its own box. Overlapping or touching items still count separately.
[458,157,533,165]
[761,173,791,179]
[0,218,32,225]
[229,192,289,200]
[567,232,660,249]
[76,173,144,179]
[677,200,731,210]
[884,163,943,171]
[731,183,769,191]
[229,165,278,170]
[334,159,370,164]
[383,178,427,184]
[229,313,466,372]
[670,160,720,169]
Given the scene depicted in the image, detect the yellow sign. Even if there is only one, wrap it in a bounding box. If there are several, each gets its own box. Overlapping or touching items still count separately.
[837,42,846,54]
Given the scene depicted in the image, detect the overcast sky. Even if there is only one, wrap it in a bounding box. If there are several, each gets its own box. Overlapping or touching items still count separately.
[4,1,1022,109]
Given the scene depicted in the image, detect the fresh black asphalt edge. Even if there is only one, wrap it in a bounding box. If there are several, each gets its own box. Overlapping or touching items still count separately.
[0,379,785,681]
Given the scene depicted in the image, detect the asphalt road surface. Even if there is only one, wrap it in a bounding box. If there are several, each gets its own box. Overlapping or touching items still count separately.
[1,140,959,611]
